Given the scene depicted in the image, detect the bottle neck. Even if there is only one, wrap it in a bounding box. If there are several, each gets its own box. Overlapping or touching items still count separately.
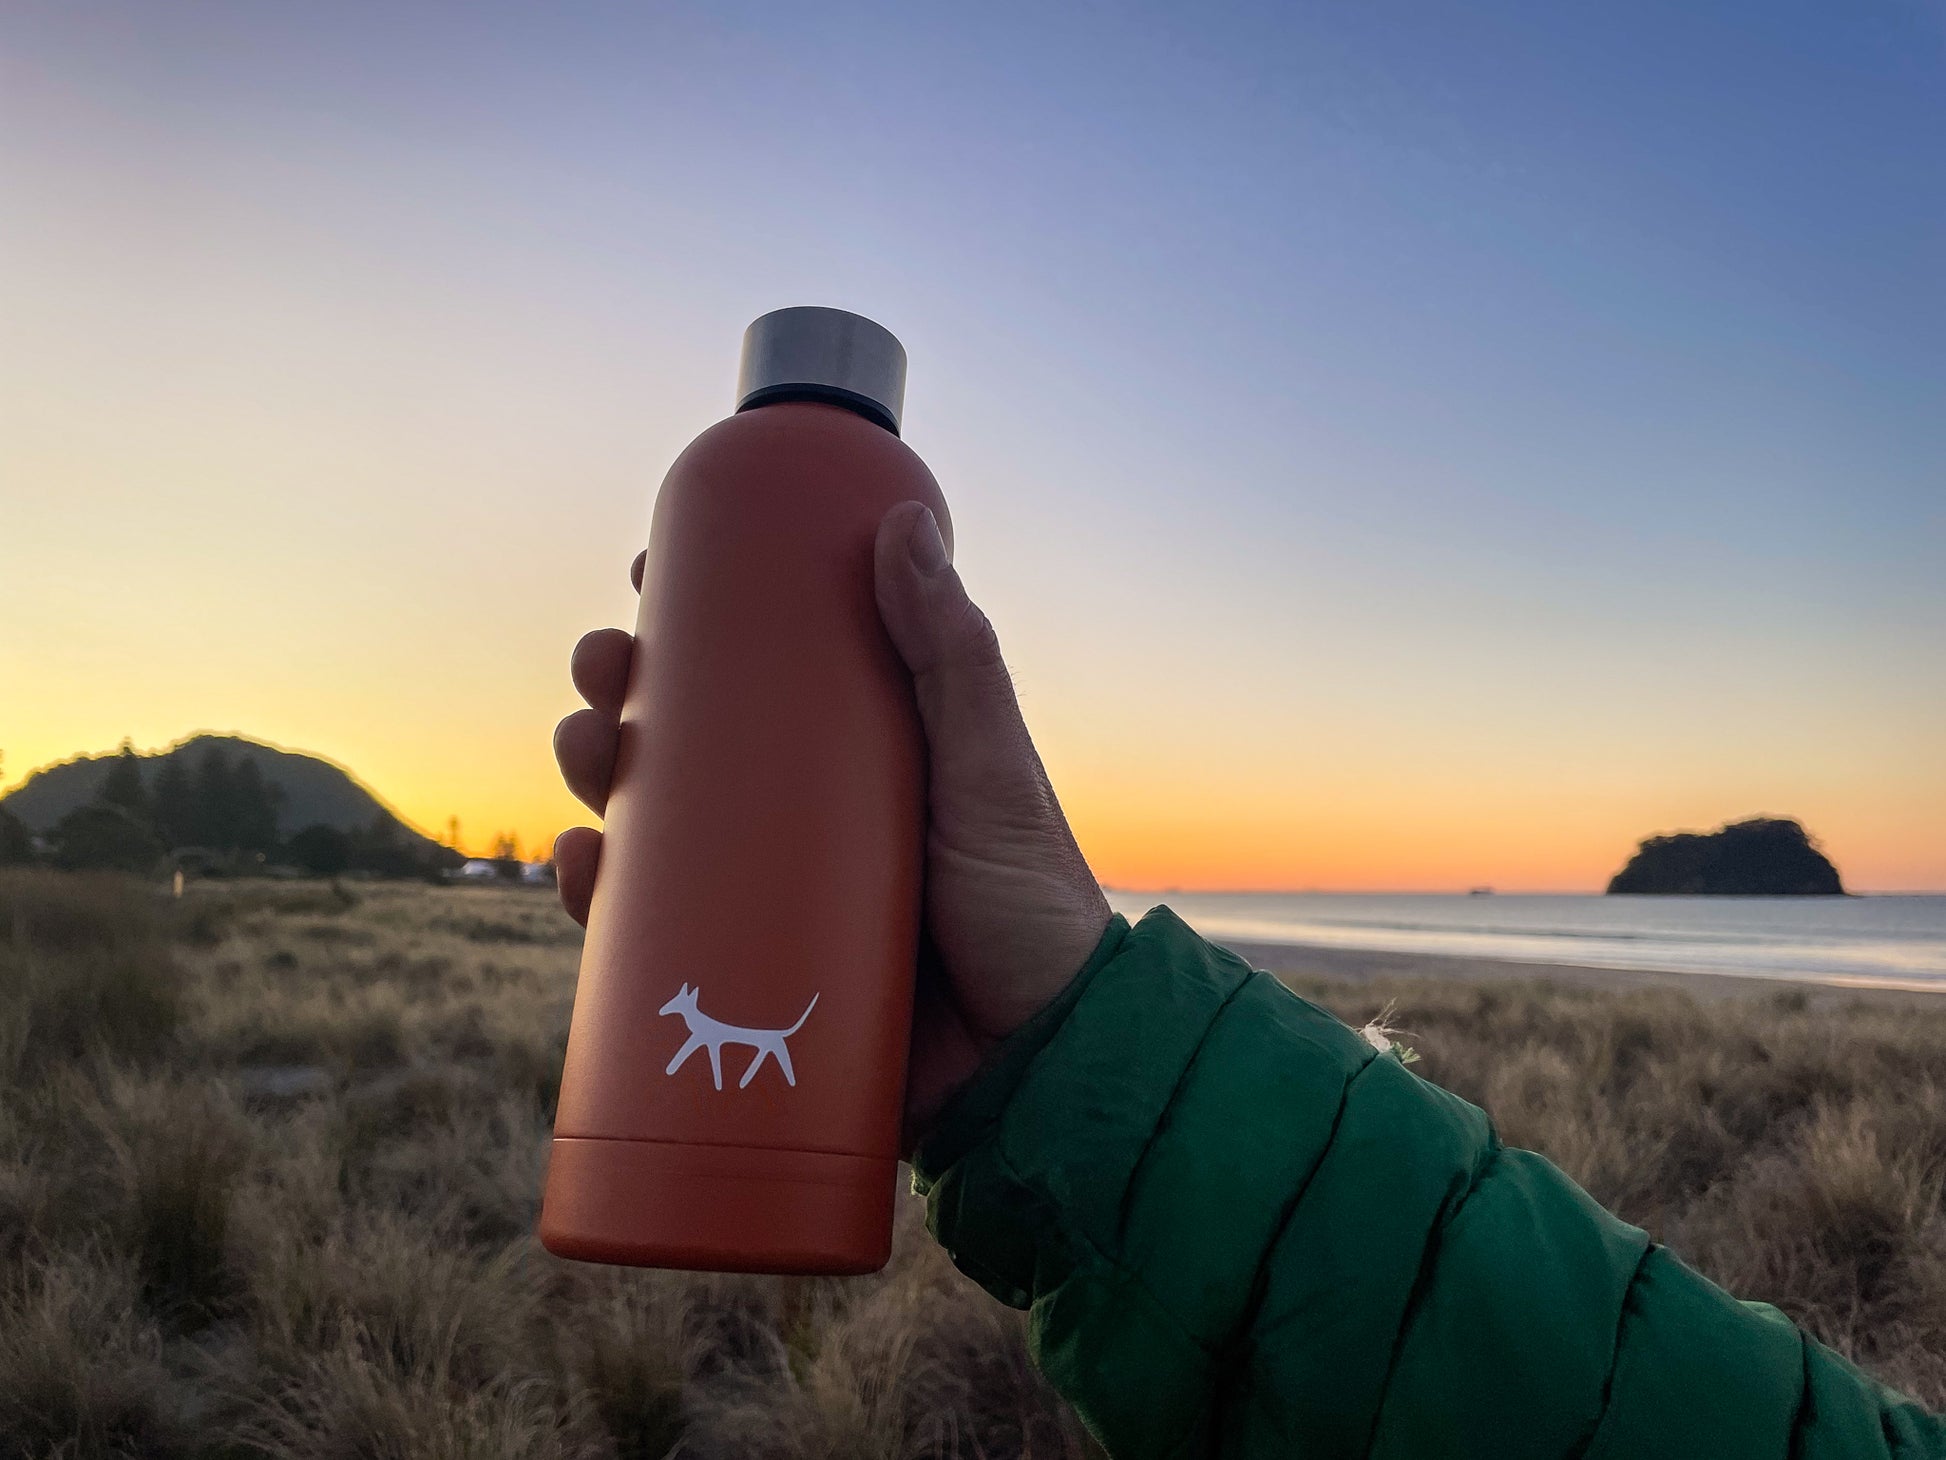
[735,383,900,437]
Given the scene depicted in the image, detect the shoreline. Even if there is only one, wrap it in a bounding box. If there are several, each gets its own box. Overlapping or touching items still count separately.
[1220,938,1946,1003]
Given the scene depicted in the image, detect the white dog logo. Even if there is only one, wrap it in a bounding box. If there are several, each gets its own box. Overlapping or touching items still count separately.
[658,984,819,1091]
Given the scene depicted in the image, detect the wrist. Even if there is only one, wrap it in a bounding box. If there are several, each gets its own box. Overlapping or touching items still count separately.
[912,912,1130,1180]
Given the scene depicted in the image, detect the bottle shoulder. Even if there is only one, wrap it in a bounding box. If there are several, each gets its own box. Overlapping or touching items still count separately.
[662,402,948,520]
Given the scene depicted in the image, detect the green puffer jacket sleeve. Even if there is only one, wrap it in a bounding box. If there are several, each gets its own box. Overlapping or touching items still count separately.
[910,907,1945,1460]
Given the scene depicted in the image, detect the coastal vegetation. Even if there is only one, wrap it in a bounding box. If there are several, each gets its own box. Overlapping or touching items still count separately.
[1,737,459,880]
[3,872,1940,1456]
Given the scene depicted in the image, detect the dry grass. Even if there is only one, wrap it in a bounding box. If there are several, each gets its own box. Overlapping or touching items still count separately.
[1295,974,1946,1406]
[0,873,1092,1459]
[1,871,1940,1457]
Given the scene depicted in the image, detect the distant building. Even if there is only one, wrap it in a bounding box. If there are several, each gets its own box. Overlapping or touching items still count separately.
[445,856,554,885]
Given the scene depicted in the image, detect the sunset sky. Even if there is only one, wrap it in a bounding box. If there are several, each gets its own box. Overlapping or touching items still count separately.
[3,3,1941,890]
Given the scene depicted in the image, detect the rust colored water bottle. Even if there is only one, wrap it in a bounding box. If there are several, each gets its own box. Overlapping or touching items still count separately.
[540,307,946,1273]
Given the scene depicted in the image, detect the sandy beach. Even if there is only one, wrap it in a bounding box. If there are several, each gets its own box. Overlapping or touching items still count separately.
[1222,938,1946,1003]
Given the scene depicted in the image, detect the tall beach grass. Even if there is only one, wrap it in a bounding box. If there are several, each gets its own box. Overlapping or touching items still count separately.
[1,870,1940,1455]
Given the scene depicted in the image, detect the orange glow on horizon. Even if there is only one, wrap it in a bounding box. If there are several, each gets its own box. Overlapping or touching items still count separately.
[6,722,1942,893]
[4,4,1943,900]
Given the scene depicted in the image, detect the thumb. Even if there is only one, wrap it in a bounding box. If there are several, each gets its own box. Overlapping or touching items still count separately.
[872,502,1049,819]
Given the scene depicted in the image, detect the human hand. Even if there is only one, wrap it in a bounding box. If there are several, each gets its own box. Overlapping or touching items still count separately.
[553,501,1110,1141]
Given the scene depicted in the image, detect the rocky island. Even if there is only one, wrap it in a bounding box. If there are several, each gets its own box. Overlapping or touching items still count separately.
[1607,817,1845,895]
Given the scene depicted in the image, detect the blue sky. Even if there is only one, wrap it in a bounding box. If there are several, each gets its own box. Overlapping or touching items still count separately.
[3,1,1941,886]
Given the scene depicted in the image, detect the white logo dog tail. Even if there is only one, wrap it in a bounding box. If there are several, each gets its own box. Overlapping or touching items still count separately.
[784,992,819,1037]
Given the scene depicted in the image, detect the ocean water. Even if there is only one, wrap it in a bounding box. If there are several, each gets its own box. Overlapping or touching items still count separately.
[1101,891,1946,991]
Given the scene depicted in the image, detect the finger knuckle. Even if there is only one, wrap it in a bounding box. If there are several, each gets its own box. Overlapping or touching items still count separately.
[947,600,1005,674]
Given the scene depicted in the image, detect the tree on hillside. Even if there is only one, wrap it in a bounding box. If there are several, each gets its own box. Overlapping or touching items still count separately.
[152,755,195,848]
[189,745,236,848]
[230,756,283,853]
[99,740,150,820]
[287,823,351,876]
[0,803,34,865]
[350,811,414,877]
[182,745,282,854]
[50,803,164,872]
